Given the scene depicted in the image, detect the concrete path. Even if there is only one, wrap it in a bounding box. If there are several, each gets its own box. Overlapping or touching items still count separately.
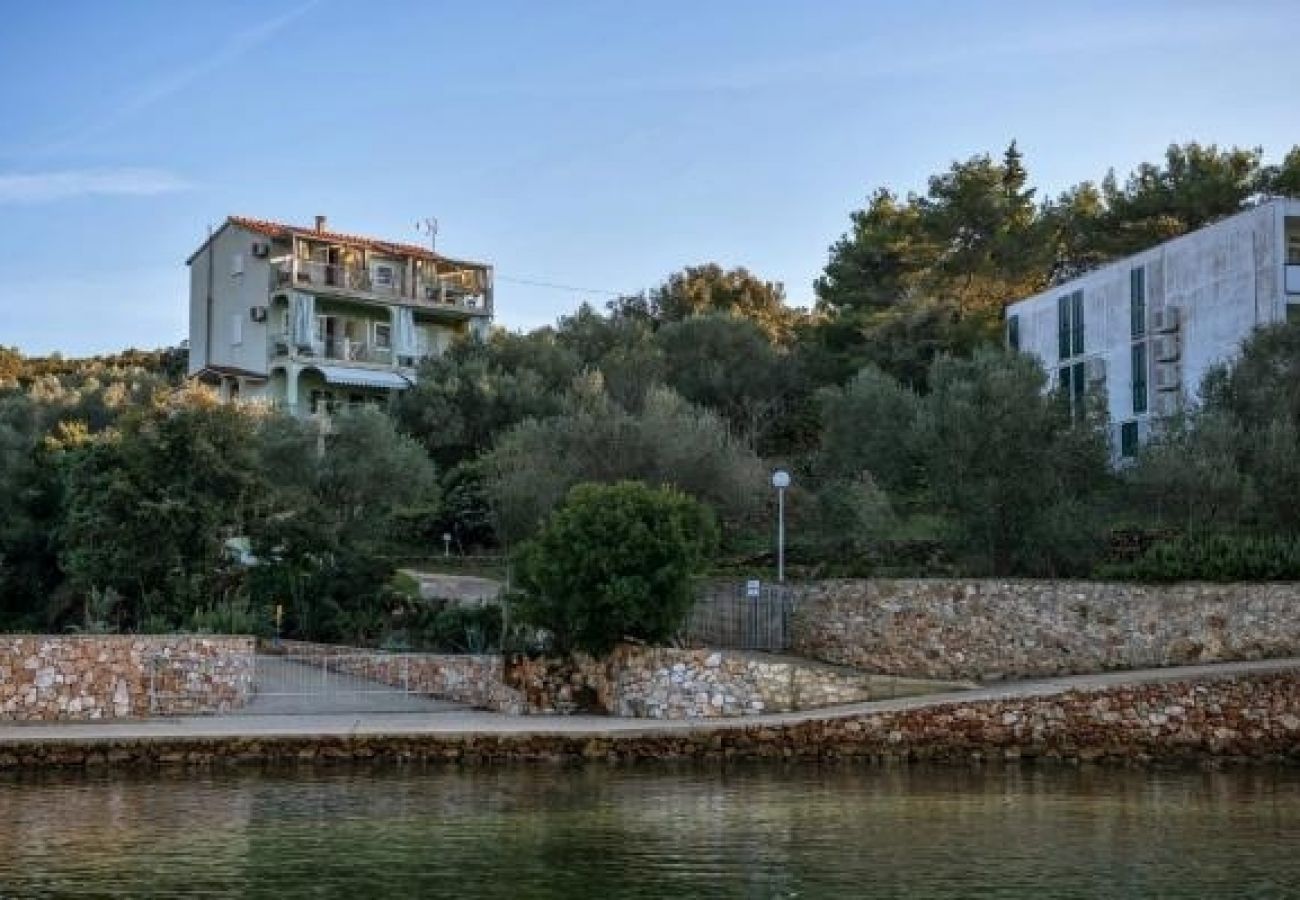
[239,656,467,716]
[2,657,1298,744]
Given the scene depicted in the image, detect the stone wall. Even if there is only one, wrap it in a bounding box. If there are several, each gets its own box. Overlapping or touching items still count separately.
[506,646,949,719]
[275,641,901,719]
[0,636,254,721]
[4,668,1299,770]
[792,579,1300,682]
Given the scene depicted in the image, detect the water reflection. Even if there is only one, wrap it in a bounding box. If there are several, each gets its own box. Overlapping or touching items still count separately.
[1,764,1297,898]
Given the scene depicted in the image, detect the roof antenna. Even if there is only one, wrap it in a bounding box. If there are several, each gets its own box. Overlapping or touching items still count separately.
[417,217,438,252]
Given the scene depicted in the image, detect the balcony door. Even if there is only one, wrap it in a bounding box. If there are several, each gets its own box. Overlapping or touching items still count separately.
[315,315,338,358]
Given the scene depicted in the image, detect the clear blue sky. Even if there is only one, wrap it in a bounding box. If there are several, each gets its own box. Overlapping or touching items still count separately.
[2,0,1298,356]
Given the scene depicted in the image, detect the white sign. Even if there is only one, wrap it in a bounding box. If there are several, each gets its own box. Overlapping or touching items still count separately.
[745,579,761,599]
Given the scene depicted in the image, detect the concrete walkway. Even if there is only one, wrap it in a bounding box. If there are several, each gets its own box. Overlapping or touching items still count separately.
[240,656,467,716]
[2,657,1298,744]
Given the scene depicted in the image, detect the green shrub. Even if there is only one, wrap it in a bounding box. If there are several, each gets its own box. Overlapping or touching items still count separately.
[1098,534,1300,582]
[515,481,718,656]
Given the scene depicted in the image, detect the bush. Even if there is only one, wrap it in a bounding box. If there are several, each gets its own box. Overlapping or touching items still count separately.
[1098,534,1300,582]
[515,481,718,656]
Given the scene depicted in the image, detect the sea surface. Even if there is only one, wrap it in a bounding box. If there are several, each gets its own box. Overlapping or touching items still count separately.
[1,764,1298,898]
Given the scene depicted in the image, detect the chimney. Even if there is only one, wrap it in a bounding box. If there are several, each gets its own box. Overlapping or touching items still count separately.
[314,215,327,233]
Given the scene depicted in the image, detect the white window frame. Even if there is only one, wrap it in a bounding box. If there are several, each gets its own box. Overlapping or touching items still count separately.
[373,321,392,349]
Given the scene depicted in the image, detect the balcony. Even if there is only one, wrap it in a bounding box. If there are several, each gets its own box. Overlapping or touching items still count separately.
[271,258,491,315]
[268,332,429,367]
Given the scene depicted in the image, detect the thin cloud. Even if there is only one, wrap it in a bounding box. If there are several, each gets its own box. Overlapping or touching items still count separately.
[42,0,322,154]
[0,169,191,203]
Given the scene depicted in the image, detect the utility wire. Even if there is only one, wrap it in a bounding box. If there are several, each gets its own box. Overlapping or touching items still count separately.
[495,274,630,297]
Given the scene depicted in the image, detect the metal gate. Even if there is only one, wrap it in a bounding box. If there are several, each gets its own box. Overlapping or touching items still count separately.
[686,581,797,651]
[150,651,468,716]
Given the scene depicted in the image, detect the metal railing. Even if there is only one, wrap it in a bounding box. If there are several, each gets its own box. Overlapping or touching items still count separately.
[686,582,797,651]
[272,258,490,312]
[267,331,399,365]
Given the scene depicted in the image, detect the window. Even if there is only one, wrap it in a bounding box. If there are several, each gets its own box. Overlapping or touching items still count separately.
[230,313,243,347]
[231,253,244,278]
[373,264,395,289]
[1071,290,1085,356]
[373,322,392,349]
[1007,314,1020,351]
[1057,290,1085,359]
[1058,295,1071,360]
[1120,421,1139,458]
[309,389,336,415]
[1132,342,1148,415]
[1130,267,1146,339]
[1058,361,1086,418]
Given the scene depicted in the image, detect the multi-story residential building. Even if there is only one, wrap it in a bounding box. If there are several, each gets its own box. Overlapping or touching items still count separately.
[186,215,493,414]
[1005,197,1300,457]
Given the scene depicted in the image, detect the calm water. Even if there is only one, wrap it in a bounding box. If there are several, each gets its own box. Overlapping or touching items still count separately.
[1,764,1298,899]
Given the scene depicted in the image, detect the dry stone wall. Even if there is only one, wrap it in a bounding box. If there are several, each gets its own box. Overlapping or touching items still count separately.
[0,636,254,721]
[4,669,1299,770]
[506,646,902,719]
[793,579,1300,681]
[276,641,887,719]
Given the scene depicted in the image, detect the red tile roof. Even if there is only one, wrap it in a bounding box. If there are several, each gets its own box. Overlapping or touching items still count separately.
[186,216,488,269]
[229,215,453,262]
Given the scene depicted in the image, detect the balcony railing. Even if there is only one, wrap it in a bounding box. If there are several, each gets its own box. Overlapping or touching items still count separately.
[268,332,420,366]
[271,258,490,313]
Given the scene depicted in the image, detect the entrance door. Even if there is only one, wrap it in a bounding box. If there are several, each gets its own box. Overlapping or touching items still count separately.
[315,315,338,357]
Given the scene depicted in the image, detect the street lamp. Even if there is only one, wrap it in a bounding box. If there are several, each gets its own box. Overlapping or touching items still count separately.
[771,469,791,582]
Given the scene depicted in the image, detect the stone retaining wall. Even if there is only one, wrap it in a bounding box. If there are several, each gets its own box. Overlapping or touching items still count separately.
[509,647,892,719]
[275,641,891,719]
[0,636,254,721]
[792,580,1300,681]
[4,669,1299,770]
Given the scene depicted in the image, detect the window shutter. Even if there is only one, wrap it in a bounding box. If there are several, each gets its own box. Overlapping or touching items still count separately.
[1071,291,1085,356]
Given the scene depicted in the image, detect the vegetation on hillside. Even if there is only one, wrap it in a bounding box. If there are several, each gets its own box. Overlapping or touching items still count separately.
[2,141,1300,642]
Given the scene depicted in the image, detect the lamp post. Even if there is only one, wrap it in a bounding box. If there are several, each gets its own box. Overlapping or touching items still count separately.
[771,469,790,582]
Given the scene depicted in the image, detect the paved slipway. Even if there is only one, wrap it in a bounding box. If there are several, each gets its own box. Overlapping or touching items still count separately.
[2,657,1299,744]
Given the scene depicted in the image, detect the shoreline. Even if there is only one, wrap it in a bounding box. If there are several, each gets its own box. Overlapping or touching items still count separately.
[3,658,1299,772]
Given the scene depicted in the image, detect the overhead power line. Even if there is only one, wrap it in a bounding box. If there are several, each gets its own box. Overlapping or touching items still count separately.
[495,274,630,297]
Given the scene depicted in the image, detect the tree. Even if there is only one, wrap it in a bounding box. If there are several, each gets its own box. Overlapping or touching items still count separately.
[613,264,798,341]
[655,313,789,449]
[915,348,1111,575]
[486,384,765,546]
[515,481,717,656]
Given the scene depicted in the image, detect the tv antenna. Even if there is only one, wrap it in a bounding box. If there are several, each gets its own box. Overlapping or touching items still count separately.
[417,217,439,252]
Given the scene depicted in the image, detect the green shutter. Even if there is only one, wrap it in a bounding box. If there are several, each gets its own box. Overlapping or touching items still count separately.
[1130,268,1146,339]
[1120,421,1139,458]
[1007,315,1020,351]
[1132,342,1148,414]
[1071,291,1085,356]
[1058,296,1071,359]
[1072,361,1086,413]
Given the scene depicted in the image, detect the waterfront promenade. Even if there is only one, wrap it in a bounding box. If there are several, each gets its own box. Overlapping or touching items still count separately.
[2,657,1298,746]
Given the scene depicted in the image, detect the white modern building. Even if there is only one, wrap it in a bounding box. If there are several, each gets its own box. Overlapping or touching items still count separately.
[186,215,493,414]
[1005,197,1300,457]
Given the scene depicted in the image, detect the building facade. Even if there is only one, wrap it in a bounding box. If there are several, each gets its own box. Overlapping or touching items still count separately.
[1005,198,1300,456]
[186,215,493,414]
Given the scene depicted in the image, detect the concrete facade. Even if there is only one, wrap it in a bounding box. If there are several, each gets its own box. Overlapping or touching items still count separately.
[185,216,494,414]
[1005,198,1300,455]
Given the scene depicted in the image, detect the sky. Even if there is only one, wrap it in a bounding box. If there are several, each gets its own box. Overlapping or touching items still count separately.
[1,0,1299,356]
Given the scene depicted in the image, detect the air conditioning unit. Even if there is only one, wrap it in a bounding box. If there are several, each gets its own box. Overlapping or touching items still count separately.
[1152,306,1181,333]
[249,305,268,323]
[250,241,270,258]
[1085,357,1106,383]
[1154,363,1181,391]
[1153,334,1180,363]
